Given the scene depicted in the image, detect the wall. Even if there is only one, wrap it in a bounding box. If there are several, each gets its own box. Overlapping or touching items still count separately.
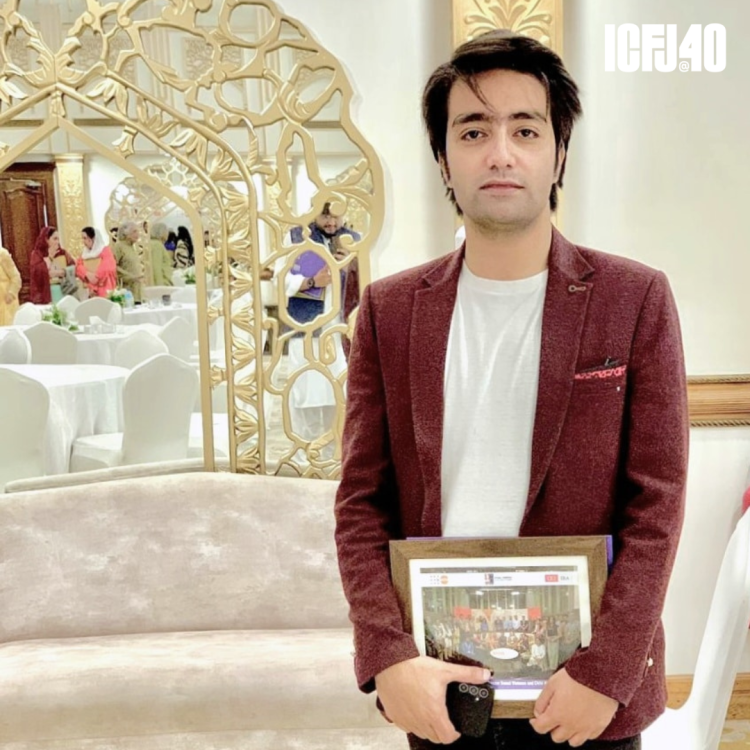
[562,0,750,674]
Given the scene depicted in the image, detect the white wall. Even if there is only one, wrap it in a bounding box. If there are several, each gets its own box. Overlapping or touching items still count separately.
[563,1,750,674]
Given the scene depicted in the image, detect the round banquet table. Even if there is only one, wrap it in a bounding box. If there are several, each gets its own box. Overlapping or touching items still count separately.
[0,364,127,475]
[121,303,198,329]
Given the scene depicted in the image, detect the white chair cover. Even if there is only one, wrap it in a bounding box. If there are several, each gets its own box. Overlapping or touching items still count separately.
[157,316,194,362]
[70,353,199,470]
[56,295,80,318]
[0,368,49,490]
[24,322,77,365]
[76,297,120,325]
[642,508,750,749]
[0,330,32,364]
[114,330,168,369]
[13,302,42,325]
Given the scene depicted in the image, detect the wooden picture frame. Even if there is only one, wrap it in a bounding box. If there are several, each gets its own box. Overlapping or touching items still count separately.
[390,536,609,719]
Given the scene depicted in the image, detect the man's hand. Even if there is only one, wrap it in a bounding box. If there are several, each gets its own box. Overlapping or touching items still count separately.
[529,668,618,747]
[375,656,491,744]
[312,267,332,287]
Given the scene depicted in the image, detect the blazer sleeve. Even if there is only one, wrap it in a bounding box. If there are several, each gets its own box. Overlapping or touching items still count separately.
[564,271,689,706]
[334,284,420,693]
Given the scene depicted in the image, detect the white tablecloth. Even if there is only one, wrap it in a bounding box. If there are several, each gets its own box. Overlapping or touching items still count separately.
[0,364,127,475]
[122,303,198,330]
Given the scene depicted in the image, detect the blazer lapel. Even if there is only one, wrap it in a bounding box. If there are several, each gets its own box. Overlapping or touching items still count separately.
[410,249,464,537]
[523,228,594,522]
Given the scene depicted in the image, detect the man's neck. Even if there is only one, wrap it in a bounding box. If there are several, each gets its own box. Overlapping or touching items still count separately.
[463,215,553,281]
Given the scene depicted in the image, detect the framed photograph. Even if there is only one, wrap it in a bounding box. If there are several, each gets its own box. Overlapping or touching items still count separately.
[389,536,610,719]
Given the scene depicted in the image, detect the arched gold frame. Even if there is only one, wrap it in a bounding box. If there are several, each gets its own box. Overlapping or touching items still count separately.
[0,0,385,475]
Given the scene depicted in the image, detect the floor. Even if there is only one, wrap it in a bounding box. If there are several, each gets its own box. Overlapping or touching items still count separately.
[723,722,750,748]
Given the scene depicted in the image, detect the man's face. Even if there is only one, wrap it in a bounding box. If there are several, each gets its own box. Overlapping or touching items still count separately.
[442,69,563,234]
[315,212,343,236]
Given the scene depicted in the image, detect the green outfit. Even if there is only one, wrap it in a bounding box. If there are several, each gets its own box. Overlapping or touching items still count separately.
[147,239,174,287]
[113,238,143,302]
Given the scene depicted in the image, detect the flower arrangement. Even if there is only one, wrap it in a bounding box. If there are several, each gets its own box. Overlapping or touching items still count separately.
[183,267,196,285]
[42,305,79,332]
[107,289,127,306]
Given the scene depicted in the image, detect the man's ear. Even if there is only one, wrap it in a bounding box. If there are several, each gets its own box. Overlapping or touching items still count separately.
[439,154,452,187]
[554,144,566,183]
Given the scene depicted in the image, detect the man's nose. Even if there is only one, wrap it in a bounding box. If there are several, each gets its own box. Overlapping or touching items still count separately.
[486,130,515,169]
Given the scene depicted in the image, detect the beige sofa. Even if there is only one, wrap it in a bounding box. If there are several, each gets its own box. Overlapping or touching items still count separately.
[0,473,403,749]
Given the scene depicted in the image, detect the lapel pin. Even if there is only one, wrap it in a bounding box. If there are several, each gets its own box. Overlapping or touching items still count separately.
[568,284,587,293]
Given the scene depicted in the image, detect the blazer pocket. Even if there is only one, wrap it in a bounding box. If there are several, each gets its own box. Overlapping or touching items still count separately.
[572,364,627,393]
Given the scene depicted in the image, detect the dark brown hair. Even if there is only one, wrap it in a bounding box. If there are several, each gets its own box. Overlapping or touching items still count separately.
[422,29,582,212]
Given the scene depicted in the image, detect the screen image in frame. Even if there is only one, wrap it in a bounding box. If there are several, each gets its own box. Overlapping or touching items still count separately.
[409,556,592,702]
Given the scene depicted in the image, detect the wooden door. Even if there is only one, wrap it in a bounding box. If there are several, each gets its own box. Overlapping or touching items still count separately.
[0,164,59,302]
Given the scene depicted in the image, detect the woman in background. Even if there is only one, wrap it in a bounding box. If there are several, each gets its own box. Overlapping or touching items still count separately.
[76,227,117,297]
[29,226,74,304]
[174,225,194,268]
[0,245,21,325]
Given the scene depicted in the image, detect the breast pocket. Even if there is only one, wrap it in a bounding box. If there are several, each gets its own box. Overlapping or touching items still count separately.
[572,364,628,394]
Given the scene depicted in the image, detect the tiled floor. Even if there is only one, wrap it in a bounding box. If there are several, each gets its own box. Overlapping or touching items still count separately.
[722,721,750,747]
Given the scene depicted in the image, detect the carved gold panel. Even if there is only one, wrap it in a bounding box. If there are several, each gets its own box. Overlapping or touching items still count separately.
[54,153,87,255]
[452,0,563,52]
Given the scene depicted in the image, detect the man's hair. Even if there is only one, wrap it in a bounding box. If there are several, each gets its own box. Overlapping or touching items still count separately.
[421,29,582,213]
[119,219,138,236]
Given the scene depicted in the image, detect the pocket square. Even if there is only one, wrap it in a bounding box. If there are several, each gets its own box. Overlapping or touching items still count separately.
[574,364,627,381]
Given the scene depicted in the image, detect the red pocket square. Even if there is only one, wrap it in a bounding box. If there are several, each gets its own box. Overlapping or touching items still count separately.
[574,364,627,381]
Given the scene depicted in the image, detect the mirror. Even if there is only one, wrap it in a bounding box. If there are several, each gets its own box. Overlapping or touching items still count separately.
[0,0,385,481]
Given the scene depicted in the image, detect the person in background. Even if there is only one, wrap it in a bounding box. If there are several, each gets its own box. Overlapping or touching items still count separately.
[76,227,117,298]
[113,219,144,303]
[148,223,174,287]
[0,245,21,325]
[174,225,194,268]
[29,226,74,304]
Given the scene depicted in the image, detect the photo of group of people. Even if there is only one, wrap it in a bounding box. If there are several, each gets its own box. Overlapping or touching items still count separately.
[410,559,592,699]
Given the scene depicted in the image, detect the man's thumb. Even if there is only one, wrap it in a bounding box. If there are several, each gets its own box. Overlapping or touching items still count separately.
[449,664,491,684]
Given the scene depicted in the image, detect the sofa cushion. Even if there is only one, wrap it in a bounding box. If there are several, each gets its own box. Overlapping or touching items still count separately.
[0,629,387,742]
[0,474,350,640]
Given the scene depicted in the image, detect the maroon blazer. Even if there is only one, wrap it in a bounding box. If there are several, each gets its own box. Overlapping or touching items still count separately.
[334,228,689,740]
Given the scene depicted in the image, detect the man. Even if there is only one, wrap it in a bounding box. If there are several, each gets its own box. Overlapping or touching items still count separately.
[113,220,144,302]
[334,30,688,750]
[284,204,361,445]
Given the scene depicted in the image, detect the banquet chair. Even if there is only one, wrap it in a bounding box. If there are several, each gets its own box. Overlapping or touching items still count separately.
[157,316,193,362]
[642,508,750,750]
[142,286,175,302]
[75,297,121,325]
[0,369,49,491]
[56,295,80,318]
[114,330,168,369]
[0,330,32,364]
[13,302,42,325]
[70,353,199,471]
[170,286,195,303]
[25,322,77,364]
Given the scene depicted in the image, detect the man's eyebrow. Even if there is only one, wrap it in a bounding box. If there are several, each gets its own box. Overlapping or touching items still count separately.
[451,110,548,127]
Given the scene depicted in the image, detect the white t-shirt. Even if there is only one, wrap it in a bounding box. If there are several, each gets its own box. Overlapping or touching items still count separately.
[441,263,548,538]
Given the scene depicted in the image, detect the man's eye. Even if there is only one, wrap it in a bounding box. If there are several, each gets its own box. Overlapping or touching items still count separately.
[517,128,538,138]
[461,129,484,141]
